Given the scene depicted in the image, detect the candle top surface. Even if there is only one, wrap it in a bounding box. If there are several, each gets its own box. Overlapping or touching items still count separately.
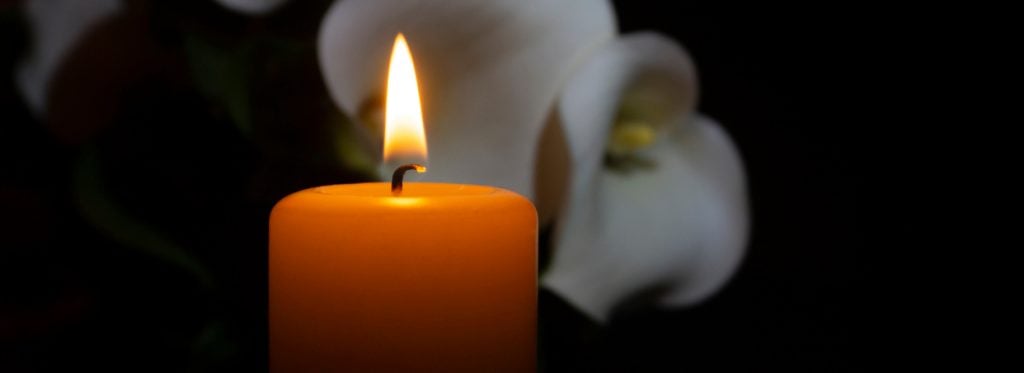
[274,182,536,216]
[311,182,497,197]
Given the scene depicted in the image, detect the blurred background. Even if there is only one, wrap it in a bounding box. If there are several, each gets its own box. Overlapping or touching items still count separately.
[1,1,864,371]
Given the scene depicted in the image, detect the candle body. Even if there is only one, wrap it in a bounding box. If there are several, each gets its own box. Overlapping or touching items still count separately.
[270,183,537,372]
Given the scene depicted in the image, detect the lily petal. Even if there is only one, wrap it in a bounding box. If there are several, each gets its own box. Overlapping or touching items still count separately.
[555,32,698,199]
[213,0,287,15]
[15,0,121,116]
[541,33,748,322]
[545,116,749,322]
[318,0,616,197]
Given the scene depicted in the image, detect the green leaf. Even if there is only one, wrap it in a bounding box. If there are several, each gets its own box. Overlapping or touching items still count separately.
[184,35,253,137]
[189,321,237,370]
[332,116,380,180]
[73,147,213,287]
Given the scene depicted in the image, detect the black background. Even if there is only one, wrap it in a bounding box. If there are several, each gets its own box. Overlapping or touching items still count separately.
[1,1,867,371]
[570,3,867,371]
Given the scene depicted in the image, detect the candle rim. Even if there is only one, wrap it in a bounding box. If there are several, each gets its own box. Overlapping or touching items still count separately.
[272,182,538,224]
[308,182,506,198]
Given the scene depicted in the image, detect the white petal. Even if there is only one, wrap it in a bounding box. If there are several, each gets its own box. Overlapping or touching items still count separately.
[541,33,748,322]
[554,32,698,202]
[15,0,122,116]
[658,116,748,307]
[318,0,616,197]
[545,116,749,322]
[213,0,287,15]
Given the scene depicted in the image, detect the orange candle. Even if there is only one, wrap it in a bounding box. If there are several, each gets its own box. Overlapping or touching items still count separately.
[269,34,537,372]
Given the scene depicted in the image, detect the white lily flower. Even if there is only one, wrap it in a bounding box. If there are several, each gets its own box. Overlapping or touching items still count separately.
[317,0,616,197]
[318,2,748,322]
[15,0,121,116]
[213,0,287,15]
[541,33,749,322]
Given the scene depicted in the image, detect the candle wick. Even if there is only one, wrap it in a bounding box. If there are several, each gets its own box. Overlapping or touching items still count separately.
[391,164,426,195]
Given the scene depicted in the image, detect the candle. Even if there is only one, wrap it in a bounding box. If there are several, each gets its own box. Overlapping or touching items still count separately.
[269,34,537,372]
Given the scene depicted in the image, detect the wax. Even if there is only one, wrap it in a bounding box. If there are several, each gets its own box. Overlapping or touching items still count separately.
[269,182,537,372]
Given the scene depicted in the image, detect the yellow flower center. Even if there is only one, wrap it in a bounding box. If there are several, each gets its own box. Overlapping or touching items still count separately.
[607,120,656,157]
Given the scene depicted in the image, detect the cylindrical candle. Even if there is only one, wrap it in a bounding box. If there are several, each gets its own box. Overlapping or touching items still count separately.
[269,182,537,372]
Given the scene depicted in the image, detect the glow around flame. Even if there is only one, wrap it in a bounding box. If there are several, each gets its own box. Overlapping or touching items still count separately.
[383,33,428,165]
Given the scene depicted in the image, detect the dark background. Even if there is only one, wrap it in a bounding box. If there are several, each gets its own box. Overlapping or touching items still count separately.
[1,1,866,371]
[539,3,869,372]
[558,3,868,372]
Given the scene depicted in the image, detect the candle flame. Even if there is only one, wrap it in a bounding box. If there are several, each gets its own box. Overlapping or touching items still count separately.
[383,33,428,165]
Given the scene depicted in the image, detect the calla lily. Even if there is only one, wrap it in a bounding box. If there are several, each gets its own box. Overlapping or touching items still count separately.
[16,0,286,118]
[15,0,121,116]
[541,33,749,322]
[317,0,616,197]
[318,1,748,323]
[213,0,287,15]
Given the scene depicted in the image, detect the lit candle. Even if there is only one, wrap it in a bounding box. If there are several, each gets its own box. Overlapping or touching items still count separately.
[269,34,537,372]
